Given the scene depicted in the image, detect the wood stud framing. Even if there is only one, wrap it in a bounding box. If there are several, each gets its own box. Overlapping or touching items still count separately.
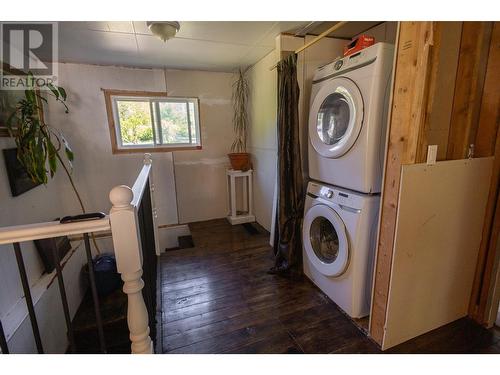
[447,22,493,160]
[371,21,499,346]
[370,21,436,345]
[469,22,500,323]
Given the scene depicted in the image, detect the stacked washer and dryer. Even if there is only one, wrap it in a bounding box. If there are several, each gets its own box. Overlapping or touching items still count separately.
[303,43,394,318]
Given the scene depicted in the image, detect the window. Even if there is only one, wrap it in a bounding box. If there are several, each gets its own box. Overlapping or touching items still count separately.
[104,90,201,153]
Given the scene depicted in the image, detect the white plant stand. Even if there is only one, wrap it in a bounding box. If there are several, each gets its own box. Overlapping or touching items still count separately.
[226,169,255,225]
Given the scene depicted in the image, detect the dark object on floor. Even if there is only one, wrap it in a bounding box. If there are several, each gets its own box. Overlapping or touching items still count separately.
[2,147,41,197]
[72,288,130,353]
[242,222,260,235]
[178,235,195,249]
[34,235,72,273]
[83,254,121,297]
[160,219,500,354]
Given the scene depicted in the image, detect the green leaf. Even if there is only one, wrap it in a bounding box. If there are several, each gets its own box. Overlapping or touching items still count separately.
[25,89,35,103]
[47,141,57,178]
[61,135,74,170]
[36,94,48,103]
[47,83,59,99]
[6,72,72,185]
[26,72,34,89]
[58,87,67,101]
[65,146,74,162]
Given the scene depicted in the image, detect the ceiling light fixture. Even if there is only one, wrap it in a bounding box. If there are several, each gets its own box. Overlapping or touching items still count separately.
[147,21,180,42]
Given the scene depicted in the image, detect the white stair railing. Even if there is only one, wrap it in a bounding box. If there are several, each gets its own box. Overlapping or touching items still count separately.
[0,153,159,354]
[109,153,158,354]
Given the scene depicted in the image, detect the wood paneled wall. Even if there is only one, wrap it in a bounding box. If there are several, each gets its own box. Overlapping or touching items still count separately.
[469,22,500,324]
[370,21,499,346]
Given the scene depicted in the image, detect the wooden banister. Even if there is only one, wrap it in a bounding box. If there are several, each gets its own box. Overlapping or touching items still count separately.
[0,217,110,245]
[109,153,157,354]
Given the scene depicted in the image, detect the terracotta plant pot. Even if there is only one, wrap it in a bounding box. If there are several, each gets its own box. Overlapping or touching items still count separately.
[228,152,251,171]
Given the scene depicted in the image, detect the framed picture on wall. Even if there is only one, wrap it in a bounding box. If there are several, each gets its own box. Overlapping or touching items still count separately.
[2,147,42,196]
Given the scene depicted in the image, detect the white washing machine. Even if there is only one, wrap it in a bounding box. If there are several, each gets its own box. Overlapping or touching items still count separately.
[302,181,380,318]
[308,42,394,193]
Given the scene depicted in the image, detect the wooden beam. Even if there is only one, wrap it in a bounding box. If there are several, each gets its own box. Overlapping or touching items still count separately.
[469,22,500,322]
[370,21,436,346]
[269,22,348,70]
[446,22,493,160]
[475,22,500,157]
[415,22,444,162]
[294,22,348,55]
[477,150,500,322]
[416,22,463,161]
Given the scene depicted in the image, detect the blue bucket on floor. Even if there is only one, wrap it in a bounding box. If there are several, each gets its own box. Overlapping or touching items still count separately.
[86,254,122,296]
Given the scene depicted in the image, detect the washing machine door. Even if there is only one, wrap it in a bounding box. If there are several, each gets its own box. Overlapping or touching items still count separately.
[309,77,364,158]
[303,203,349,277]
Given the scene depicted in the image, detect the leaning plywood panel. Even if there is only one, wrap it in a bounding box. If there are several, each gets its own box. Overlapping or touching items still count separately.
[382,157,494,350]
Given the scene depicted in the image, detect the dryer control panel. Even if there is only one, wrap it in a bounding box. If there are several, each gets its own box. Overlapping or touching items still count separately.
[313,42,394,83]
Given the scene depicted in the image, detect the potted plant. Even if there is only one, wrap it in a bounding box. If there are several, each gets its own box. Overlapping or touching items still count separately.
[228,67,251,171]
[6,72,100,252]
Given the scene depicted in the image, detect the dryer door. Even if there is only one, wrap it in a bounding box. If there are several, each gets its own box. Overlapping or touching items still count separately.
[309,77,364,158]
[303,203,349,277]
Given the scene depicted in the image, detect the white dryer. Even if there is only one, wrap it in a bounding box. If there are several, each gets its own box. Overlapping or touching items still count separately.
[308,42,394,193]
[302,181,380,318]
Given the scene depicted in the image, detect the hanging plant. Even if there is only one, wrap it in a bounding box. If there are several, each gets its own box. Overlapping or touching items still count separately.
[228,67,251,171]
[6,72,100,253]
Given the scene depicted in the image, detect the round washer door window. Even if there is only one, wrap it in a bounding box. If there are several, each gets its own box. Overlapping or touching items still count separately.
[303,204,349,277]
[309,77,363,158]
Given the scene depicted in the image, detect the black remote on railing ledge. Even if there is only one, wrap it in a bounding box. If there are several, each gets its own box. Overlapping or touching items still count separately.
[59,212,106,224]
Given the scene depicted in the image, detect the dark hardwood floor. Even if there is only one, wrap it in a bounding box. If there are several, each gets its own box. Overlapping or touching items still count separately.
[160,219,500,354]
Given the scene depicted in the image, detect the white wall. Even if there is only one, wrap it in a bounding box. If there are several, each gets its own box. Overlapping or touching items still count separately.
[45,63,179,227]
[247,50,278,231]
[1,63,234,352]
[166,69,234,223]
[354,22,398,44]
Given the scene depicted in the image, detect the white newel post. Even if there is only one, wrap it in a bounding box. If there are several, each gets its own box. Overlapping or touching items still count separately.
[109,184,154,354]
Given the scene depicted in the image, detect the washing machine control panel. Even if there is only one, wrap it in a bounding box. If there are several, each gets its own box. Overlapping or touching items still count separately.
[308,182,365,211]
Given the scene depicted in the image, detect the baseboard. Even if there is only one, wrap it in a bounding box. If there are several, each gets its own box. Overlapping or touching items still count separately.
[157,224,191,251]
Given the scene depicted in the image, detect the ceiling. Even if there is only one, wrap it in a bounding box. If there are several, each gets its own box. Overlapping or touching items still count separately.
[56,21,384,72]
[308,21,383,38]
[57,21,309,72]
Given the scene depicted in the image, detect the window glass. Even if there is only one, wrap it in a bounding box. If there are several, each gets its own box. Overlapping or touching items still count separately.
[158,101,190,144]
[111,95,201,150]
[116,100,153,146]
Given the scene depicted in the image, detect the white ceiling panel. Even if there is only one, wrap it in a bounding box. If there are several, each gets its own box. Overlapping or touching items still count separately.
[58,28,140,66]
[56,21,309,72]
[134,21,286,46]
[136,33,267,71]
